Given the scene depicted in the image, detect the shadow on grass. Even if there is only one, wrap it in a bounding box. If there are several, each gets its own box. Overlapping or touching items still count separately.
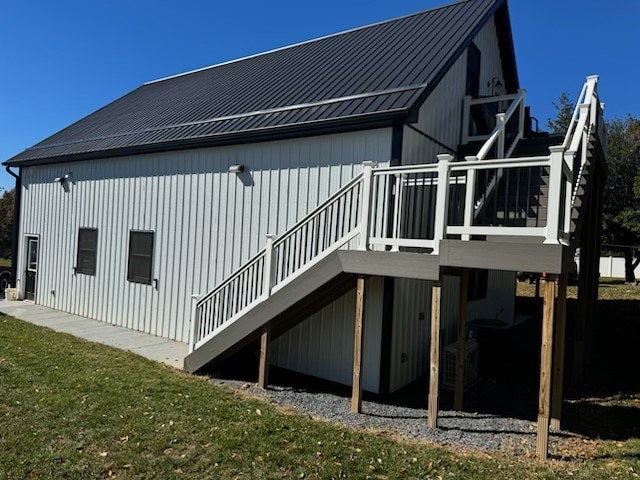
[561,401,640,441]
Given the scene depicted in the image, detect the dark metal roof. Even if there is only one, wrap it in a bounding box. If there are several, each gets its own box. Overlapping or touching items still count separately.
[6,0,510,166]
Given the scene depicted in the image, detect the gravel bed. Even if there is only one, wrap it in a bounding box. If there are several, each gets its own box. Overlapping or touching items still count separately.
[210,378,582,456]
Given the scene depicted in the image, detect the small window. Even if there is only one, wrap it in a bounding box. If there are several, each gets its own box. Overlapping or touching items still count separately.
[127,231,154,285]
[466,42,481,97]
[76,228,98,275]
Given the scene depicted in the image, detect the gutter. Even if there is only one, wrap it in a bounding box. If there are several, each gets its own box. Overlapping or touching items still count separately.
[5,166,21,287]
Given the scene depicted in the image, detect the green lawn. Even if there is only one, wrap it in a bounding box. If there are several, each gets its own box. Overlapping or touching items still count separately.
[0,306,638,478]
[517,276,640,301]
[0,257,11,267]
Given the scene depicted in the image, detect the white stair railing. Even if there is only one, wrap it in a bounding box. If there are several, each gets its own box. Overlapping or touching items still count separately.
[562,76,601,207]
[462,89,527,239]
[190,167,367,352]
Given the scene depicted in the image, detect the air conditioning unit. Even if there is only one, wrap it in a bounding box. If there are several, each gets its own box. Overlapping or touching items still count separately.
[442,338,479,389]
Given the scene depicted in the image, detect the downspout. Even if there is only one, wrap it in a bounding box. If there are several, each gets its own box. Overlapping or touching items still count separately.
[5,166,21,287]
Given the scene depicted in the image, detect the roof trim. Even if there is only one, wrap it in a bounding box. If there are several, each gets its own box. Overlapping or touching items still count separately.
[5,108,409,167]
[145,0,475,85]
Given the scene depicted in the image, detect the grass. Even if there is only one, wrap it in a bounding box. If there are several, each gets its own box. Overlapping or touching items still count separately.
[0,280,638,479]
[516,276,640,301]
[0,257,11,267]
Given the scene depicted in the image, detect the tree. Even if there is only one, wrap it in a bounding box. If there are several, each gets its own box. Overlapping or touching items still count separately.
[601,116,640,282]
[0,189,14,261]
[547,92,574,135]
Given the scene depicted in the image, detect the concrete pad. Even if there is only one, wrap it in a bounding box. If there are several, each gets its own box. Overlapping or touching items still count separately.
[0,301,187,369]
[129,341,187,369]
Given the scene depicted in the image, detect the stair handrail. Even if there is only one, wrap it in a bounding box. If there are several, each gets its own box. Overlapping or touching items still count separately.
[474,88,527,161]
[561,76,601,209]
[561,76,598,153]
[546,76,603,241]
[190,169,366,352]
[461,89,526,238]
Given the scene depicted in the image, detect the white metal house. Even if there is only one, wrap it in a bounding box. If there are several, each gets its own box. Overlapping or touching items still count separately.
[5,0,607,459]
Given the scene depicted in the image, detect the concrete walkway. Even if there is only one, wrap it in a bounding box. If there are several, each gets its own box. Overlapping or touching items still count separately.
[0,301,187,369]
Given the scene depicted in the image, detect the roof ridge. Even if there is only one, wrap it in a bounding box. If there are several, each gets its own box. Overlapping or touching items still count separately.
[144,0,475,86]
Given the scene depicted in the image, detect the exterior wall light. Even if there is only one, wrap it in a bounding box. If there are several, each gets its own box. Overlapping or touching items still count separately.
[53,173,72,183]
[228,165,245,173]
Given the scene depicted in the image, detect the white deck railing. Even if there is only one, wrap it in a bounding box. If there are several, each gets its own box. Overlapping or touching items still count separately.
[189,77,606,353]
[462,90,526,147]
[461,89,527,239]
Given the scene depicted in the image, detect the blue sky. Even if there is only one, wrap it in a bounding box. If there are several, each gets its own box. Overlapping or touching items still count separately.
[1,0,637,190]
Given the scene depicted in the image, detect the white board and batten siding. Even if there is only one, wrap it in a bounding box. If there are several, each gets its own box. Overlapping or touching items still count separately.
[17,129,393,343]
[271,277,384,393]
[402,14,506,165]
[389,277,433,393]
[388,270,515,393]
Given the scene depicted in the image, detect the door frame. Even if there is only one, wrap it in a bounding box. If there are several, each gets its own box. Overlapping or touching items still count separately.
[23,234,40,302]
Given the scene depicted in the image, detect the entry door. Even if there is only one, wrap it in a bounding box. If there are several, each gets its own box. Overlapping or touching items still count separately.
[25,237,38,301]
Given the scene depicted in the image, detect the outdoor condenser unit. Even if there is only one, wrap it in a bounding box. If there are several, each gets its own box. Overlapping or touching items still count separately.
[442,338,479,389]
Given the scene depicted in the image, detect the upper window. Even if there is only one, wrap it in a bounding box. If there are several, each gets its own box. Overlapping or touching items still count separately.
[127,231,154,285]
[76,228,98,275]
[466,43,481,97]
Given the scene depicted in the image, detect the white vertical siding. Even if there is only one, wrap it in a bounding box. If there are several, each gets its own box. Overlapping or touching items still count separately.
[270,276,384,393]
[402,14,506,165]
[389,278,433,393]
[388,270,514,393]
[17,128,392,343]
[468,270,516,326]
[389,275,458,393]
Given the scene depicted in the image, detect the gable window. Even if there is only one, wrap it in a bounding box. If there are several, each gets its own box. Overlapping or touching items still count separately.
[127,231,154,285]
[466,42,481,97]
[76,228,98,275]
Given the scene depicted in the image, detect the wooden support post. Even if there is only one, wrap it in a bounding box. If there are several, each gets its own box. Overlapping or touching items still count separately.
[427,281,442,428]
[351,277,365,413]
[537,274,556,459]
[550,273,568,430]
[258,326,271,389]
[574,191,594,385]
[454,270,469,411]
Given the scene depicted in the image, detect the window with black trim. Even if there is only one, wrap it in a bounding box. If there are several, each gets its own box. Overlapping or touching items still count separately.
[76,228,98,275]
[127,231,154,285]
